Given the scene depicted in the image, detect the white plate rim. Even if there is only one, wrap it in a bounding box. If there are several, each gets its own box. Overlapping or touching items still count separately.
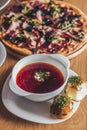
[1,69,80,124]
[0,41,7,66]
[0,0,11,10]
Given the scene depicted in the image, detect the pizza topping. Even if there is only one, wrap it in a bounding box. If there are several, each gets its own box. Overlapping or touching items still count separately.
[27,31,39,49]
[42,17,53,26]
[37,27,43,36]
[18,16,25,21]
[22,21,29,29]
[15,35,27,44]
[61,21,73,30]
[36,10,42,22]
[31,1,42,9]
[6,12,15,18]
[44,30,54,42]
[49,1,61,18]
[9,5,23,13]
[4,34,13,41]
[37,37,45,47]
[25,5,39,18]
[32,48,37,53]
[51,36,66,42]
[6,21,20,34]
[29,19,38,26]
[3,18,12,30]
[78,30,85,38]
[25,26,33,32]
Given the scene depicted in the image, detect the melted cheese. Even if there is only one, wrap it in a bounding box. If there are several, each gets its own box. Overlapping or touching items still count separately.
[36,10,42,23]
[7,21,20,33]
[22,22,29,29]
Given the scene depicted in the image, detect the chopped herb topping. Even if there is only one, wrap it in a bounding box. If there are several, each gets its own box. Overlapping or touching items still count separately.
[52,36,66,41]
[34,70,50,82]
[11,16,17,21]
[62,22,73,30]
[20,4,25,9]
[50,1,61,17]
[29,19,38,26]
[51,4,60,12]
[46,36,65,43]
[55,95,71,107]
[68,76,82,84]
[23,7,29,13]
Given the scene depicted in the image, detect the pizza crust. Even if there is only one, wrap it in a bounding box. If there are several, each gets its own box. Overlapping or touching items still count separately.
[1,38,32,56]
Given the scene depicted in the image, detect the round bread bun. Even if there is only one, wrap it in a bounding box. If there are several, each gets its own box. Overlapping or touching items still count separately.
[50,94,74,119]
[65,76,87,101]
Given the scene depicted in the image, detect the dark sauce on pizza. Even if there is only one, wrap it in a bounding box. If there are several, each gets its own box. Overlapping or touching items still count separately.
[16,62,64,93]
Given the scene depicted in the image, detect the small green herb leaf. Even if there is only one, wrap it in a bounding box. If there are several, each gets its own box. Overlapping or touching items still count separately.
[50,3,61,12]
[50,2,61,17]
[52,37,66,41]
[20,4,25,9]
[62,22,73,30]
[11,16,17,21]
[29,19,38,26]
[23,7,29,13]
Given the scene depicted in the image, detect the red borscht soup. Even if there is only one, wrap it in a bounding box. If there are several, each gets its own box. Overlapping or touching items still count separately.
[16,62,64,93]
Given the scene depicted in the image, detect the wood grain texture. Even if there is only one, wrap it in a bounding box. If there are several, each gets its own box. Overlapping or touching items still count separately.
[0,0,87,130]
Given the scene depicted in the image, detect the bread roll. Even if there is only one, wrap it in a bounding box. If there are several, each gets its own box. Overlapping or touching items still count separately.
[65,76,87,101]
[50,94,74,119]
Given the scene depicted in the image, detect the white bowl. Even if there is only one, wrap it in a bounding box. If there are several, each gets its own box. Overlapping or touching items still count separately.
[9,54,70,102]
[0,0,11,10]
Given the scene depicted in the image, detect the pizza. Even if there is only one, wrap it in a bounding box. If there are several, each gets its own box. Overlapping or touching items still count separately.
[0,0,87,56]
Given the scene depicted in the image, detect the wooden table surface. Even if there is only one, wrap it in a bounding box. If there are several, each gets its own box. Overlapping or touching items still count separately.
[0,0,87,130]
